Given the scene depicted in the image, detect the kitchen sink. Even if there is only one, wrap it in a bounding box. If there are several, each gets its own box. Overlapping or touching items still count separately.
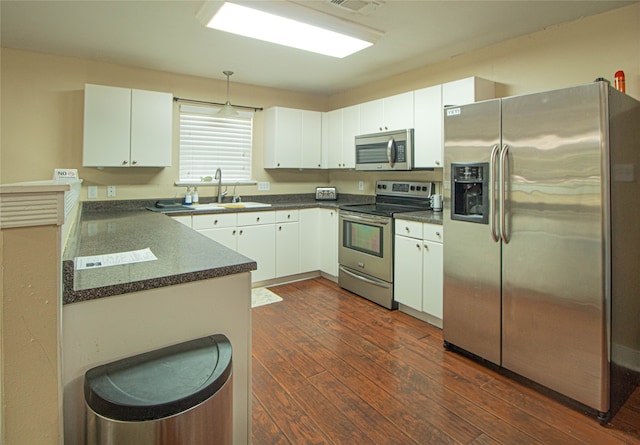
[186,202,272,211]
[218,202,272,209]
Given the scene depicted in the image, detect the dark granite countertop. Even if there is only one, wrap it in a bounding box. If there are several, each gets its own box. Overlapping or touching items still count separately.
[394,210,443,225]
[62,193,402,304]
[139,193,373,215]
[62,209,257,305]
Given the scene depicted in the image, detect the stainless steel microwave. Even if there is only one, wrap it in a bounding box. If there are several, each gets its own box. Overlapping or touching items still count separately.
[355,129,414,171]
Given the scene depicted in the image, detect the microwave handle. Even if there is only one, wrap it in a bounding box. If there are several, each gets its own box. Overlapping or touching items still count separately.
[387,137,396,167]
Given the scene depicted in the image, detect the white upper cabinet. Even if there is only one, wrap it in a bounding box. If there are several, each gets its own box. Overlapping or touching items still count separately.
[264,107,322,169]
[83,84,172,167]
[359,91,414,134]
[323,105,358,169]
[413,84,443,168]
[413,77,495,169]
[442,77,495,107]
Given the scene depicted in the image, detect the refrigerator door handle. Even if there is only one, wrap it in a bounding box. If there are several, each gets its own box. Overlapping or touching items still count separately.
[490,144,500,242]
[500,144,510,244]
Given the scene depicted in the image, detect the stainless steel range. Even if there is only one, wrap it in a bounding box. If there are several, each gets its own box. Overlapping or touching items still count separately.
[339,180,434,309]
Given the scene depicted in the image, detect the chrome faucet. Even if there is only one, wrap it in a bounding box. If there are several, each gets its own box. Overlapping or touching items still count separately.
[214,168,227,203]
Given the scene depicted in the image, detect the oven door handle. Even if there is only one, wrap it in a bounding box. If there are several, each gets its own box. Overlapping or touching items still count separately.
[340,214,390,225]
[339,266,392,289]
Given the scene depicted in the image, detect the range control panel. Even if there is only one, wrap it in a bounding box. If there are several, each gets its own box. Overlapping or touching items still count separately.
[376,180,434,198]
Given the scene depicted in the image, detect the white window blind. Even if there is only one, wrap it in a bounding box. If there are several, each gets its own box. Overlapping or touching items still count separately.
[179,104,253,182]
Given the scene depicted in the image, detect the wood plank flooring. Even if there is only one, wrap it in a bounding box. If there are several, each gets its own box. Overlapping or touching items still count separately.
[251,277,640,445]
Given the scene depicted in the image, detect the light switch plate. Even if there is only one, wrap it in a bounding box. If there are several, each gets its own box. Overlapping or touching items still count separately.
[258,182,270,191]
[358,181,364,191]
[87,186,98,199]
[107,186,116,197]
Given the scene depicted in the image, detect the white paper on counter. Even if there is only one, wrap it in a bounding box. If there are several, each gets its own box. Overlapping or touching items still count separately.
[75,248,158,270]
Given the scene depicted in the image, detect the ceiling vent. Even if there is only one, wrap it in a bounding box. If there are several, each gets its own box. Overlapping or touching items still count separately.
[327,0,383,15]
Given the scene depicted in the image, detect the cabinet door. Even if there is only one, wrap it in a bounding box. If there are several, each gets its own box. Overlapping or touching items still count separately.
[442,77,495,107]
[341,105,359,169]
[299,208,320,272]
[383,92,414,131]
[130,89,172,167]
[237,224,276,282]
[276,222,300,278]
[326,109,343,169]
[422,240,443,319]
[394,235,423,311]
[301,111,322,169]
[359,99,384,134]
[83,84,131,167]
[414,85,443,168]
[199,227,238,251]
[264,107,302,168]
[319,209,338,276]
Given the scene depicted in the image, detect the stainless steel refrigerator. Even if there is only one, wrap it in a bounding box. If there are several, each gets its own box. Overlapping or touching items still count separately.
[443,81,640,422]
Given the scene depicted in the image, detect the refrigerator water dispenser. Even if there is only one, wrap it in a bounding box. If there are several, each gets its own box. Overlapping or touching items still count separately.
[451,162,489,224]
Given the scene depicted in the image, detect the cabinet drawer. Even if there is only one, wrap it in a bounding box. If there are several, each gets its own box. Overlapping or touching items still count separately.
[237,211,275,226]
[192,213,237,230]
[395,219,422,239]
[276,209,299,223]
[423,224,443,243]
[171,215,192,228]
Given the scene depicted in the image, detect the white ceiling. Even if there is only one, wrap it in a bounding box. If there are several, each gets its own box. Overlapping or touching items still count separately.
[1,0,634,95]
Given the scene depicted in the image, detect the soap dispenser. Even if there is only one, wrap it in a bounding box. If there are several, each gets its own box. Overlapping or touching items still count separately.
[192,186,199,205]
[184,186,192,205]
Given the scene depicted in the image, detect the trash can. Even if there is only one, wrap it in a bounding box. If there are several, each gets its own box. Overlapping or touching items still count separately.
[84,334,233,445]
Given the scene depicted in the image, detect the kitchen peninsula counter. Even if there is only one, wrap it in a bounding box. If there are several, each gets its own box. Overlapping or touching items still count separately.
[61,205,255,445]
[62,208,256,304]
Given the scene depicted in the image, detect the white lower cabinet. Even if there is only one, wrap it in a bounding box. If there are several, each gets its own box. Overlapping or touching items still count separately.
[170,215,192,227]
[185,207,339,282]
[319,208,339,277]
[193,211,276,282]
[394,219,443,326]
[238,223,276,283]
[275,210,299,278]
[299,208,321,273]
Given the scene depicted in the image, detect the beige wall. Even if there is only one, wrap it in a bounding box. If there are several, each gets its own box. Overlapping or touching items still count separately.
[1,225,63,445]
[1,4,639,199]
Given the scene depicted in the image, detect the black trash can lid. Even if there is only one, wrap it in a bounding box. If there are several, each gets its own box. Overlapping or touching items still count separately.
[84,334,232,421]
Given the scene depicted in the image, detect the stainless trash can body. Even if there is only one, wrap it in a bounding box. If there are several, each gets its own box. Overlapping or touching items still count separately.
[85,334,233,445]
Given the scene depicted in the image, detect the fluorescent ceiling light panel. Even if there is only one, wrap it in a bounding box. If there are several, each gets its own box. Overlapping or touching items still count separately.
[205,2,374,58]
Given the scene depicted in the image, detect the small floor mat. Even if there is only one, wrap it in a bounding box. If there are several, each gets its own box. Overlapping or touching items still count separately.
[251,287,283,308]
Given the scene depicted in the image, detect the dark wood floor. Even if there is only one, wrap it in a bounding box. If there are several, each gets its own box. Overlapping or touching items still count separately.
[251,277,640,445]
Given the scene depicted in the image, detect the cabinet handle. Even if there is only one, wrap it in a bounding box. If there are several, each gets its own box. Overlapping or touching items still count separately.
[435,160,441,166]
[416,243,421,250]
[405,226,410,233]
[287,214,291,219]
[132,160,138,165]
[277,163,280,167]
[278,226,282,231]
[256,217,260,222]
[232,230,236,235]
[239,229,243,235]
[424,244,429,251]
[122,160,128,165]
[435,232,441,237]
[214,219,219,225]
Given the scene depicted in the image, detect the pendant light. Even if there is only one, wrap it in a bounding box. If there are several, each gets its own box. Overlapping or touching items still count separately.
[216,70,239,117]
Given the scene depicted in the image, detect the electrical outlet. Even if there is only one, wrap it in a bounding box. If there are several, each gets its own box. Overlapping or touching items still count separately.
[87,186,98,199]
[358,181,364,191]
[258,182,270,191]
[107,186,116,197]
